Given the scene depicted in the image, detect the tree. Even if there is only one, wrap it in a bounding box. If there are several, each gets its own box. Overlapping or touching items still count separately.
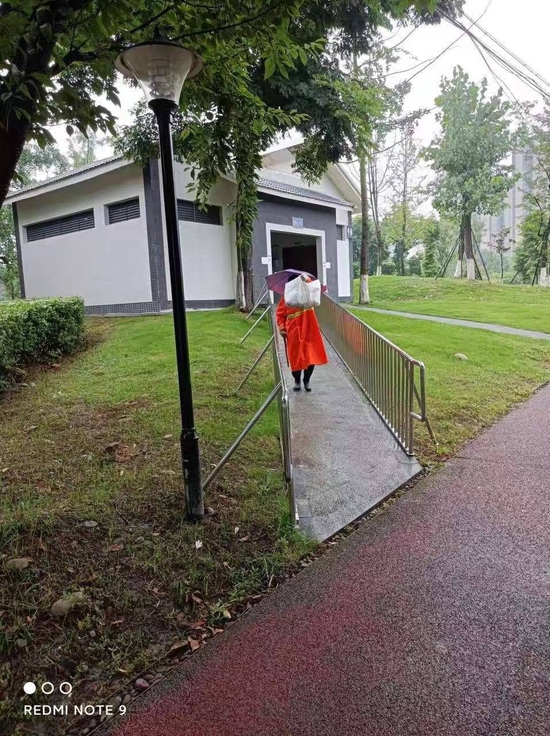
[67,131,109,168]
[422,220,440,277]
[351,215,378,276]
[388,120,426,275]
[515,210,547,284]
[0,1,462,211]
[382,203,431,271]
[425,66,517,280]
[0,140,69,297]
[0,205,17,298]
[514,104,550,286]
[489,226,513,283]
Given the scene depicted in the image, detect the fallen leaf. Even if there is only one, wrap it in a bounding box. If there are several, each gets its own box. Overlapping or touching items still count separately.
[234,526,239,535]
[111,619,125,626]
[163,434,173,440]
[169,640,189,657]
[108,544,124,552]
[195,540,203,550]
[188,638,201,652]
[238,536,250,543]
[191,592,203,605]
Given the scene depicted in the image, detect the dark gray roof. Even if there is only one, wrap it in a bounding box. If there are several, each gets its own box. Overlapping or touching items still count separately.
[5,155,125,200]
[258,177,350,206]
[6,155,350,207]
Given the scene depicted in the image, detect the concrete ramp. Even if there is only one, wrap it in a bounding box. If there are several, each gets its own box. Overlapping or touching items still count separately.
[289,343,421,541]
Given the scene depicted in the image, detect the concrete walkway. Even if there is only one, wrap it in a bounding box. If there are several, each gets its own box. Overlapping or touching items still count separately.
[104,383,550,736]
[351,305,550,340]
[289,343,420,541]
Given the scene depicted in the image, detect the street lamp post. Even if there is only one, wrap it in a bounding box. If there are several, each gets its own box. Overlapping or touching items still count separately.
[116,38,204,520]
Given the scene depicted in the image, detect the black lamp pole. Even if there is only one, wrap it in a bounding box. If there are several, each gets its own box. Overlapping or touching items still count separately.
[149,97,203,520]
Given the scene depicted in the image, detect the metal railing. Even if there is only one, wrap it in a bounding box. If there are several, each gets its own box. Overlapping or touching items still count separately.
[269,304,295,521]
[317,294,435,456]
[204,300,296,524]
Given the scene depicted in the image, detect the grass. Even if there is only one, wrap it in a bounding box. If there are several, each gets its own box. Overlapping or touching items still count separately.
[349,308,550,464]
[0,311,313,735]
[353,276,550,334]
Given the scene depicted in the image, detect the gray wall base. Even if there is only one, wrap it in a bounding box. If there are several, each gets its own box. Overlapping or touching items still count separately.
[85,299,235,317]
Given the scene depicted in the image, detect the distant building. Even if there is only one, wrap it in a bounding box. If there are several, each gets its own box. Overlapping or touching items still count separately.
[479,149,534,250]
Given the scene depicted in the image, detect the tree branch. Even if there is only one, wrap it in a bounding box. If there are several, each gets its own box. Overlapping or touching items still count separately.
[172,0,285,41]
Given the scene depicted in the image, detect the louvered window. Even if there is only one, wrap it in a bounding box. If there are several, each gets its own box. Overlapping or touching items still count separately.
[26,210,95,242]
[177,199,222,226]
[108,198,140,224]
[336,224,345,240]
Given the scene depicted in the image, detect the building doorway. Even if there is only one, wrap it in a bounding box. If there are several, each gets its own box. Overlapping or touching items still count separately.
[270,231,321,279]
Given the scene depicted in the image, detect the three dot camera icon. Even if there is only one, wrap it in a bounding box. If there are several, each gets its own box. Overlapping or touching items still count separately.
[24,681,73,696]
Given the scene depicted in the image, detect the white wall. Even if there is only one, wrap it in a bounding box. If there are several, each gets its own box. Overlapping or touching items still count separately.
[163,162,237,302]
[335,208,351,297]
[18,165,151,306]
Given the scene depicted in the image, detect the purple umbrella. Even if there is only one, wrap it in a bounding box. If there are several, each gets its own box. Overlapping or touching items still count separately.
[266,269,327,295]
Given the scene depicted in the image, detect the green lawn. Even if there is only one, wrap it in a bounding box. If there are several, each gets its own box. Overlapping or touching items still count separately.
[3,305,550,734]
[0,311,311,734]
[349,308,550,464]
[353,276,550,333]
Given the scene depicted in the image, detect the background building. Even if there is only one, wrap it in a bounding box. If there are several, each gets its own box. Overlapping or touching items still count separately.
[480,148,534,250]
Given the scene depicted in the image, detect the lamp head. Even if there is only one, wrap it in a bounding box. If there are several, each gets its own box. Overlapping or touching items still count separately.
[115,38,202,108]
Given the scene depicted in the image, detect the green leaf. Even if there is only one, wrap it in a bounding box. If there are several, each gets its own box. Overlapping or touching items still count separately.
[264,56,276,80]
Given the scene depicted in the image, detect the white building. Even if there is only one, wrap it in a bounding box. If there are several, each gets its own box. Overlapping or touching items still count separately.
[480,149,534,250]
[7,145,360,315]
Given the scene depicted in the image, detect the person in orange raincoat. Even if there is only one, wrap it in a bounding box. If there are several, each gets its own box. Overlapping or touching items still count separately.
[276,275,328,392]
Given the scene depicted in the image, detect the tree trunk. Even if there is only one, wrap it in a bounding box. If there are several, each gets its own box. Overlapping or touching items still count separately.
[454,218,465,278]
[0,124,29,207]
[463,212,475,281]
[368,157,384,276]
[358,153,370,303]
[235,235,254,311]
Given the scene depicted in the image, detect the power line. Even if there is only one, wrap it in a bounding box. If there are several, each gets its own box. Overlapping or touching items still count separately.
[403,0,493,85]
[462,12,550,93]
[439,10,550,102]
[386,25,419,53]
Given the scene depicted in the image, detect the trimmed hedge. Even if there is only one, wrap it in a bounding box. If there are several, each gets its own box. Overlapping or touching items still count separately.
[0,297,85,390]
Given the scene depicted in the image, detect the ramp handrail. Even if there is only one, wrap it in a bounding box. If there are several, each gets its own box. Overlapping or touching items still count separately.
[317,294,435,456]
[269,303,296,521]
[205,301,296,524]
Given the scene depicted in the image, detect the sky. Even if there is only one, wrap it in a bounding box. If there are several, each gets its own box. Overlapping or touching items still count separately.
[55,0,549,192]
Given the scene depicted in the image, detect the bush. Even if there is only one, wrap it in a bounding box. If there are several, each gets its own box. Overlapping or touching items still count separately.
[0,297,85,390]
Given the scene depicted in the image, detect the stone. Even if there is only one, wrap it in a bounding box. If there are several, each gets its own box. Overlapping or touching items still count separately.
[5,557,31,571]
[144,673,155,682]
[122,694,132,705]
[83,520,98,528]
[454,353,469,361]
[50,591,85,617]
[16,638,27,648]
[109,696,121,710]
[135,678,149,691]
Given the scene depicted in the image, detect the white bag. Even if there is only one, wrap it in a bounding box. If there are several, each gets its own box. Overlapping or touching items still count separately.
[284,275,321,308]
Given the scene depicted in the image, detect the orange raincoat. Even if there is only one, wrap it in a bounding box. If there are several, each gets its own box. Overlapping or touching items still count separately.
[276,298,328,372]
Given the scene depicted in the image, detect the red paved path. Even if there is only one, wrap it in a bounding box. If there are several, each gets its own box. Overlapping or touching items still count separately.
[107,385,550,736]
